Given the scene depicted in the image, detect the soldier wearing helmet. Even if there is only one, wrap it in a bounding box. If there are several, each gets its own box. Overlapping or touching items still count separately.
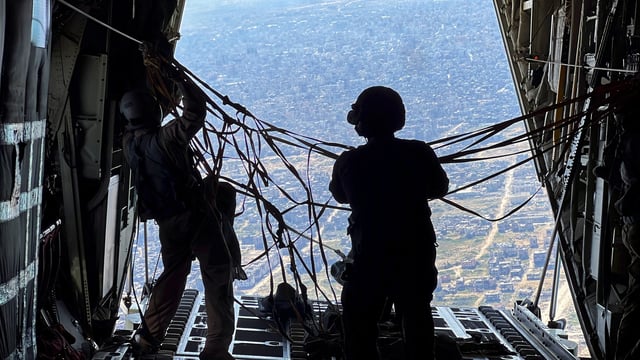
[330,86,449,360]
[119,89,163,130]
[121,75,239,360]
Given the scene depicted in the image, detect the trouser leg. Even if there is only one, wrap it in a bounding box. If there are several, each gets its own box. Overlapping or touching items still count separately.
[142,234,192,341]
[394,292,434,360]
[393,253,437,360]
[198,263,235,359]
[192,198,237,359]
[341,280,386,360]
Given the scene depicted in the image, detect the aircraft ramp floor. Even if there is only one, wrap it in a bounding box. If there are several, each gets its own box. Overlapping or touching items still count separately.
[91,289,580,359]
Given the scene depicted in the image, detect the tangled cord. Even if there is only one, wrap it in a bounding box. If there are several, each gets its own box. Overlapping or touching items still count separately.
[136,43,640,341]
[53,0,640,350]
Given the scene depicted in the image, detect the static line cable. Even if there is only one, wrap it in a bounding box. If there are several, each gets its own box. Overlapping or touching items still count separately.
[57,0,143,45]
[440,186,542,222]
[524,56,637,74]
[440,114,590,220]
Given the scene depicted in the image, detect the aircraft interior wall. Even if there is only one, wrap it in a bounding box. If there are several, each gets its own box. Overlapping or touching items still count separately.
[0,1,50,358]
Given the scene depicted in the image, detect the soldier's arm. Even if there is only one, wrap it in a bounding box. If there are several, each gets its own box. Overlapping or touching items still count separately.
[329,154,349,204]
[424,145,449,199]
[161,78,207,146]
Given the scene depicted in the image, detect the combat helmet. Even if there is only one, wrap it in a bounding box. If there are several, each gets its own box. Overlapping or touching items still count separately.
[119,89,163,130]
[347,86,405,138]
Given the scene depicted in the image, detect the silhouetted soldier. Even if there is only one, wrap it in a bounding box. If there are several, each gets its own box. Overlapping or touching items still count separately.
[329,86,449,360]
[120,69,242,360]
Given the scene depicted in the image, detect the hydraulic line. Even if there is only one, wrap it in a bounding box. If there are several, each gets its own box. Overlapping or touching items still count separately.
[143,221,149,287]
[549,243,562,322]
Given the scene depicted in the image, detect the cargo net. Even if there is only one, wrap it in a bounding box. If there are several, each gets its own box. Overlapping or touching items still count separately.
[143,49,640,344]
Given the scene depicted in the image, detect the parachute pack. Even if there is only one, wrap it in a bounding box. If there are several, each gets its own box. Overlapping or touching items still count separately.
[126,134,188,221]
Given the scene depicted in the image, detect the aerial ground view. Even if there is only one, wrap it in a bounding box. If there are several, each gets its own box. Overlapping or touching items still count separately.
[126,0,586,354]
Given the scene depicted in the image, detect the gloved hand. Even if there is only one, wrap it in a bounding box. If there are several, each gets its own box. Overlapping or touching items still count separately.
[154,57,181,83]
[175,73,207,119]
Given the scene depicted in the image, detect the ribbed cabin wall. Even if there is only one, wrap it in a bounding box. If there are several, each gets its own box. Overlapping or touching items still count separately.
[0,1,50,359]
